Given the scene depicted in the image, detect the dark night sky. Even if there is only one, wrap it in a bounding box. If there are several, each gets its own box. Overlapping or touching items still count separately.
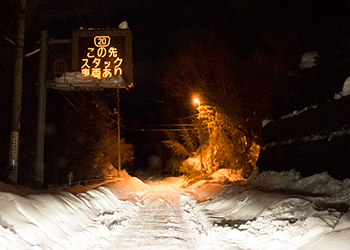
[1,0,350,182]
[23,0,349,59]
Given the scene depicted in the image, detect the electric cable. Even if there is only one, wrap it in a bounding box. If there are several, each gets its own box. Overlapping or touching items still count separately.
[70,0,86,28]
[100,0,111,27]
[124,128,195,132]
[58,91,82,112]
[93,0,103,27]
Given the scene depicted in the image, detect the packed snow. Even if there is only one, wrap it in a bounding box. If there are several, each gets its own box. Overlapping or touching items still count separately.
[1,169,350,249]
[335,76,350,99]
[55,72,126,85]
[51,72,134,91]
[299,51,320,70]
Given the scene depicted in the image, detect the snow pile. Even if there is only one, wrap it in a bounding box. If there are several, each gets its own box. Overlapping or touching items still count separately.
[0,182,40,197]
[159,176,188,189]
[211,168,245,183]
[181,169,350,250]
[262,118,274,127]
[280,105,318,120]
[104,176,151,200]
[342,77,350,96]
[262,104,319,127]
[55,72,96,83]
[55,72,125,84]
[246,170,350,201]
[0,178,142,250]
[299,51,320,70]
[335,76,350,99]
[118,21,129,29]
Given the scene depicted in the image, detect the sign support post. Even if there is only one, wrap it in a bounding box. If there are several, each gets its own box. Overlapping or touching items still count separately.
[117,88,121,177]
[34,30,48,188]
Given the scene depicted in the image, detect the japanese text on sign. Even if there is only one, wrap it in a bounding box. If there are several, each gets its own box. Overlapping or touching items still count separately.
[80,36,123,79]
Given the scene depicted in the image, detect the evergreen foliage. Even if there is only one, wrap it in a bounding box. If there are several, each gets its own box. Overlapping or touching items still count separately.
[163,103,260,181]
[162,39,263,180]
[162,122,197,160]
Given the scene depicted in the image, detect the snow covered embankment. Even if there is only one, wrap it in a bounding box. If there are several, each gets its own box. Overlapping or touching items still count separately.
[181,170,350,250]
[0,177,147,249]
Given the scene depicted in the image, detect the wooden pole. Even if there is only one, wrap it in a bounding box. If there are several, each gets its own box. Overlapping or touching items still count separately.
[9,0,26,183]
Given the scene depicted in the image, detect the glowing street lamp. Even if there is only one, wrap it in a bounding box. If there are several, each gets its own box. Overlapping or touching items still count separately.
[193,97,204,179]
[194,98,200,106]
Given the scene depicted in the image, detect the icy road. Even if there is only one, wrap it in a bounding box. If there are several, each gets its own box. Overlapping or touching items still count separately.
[1,169,350,249]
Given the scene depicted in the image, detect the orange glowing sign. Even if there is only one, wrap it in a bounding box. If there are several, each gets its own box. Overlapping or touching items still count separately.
[72,29,133,86]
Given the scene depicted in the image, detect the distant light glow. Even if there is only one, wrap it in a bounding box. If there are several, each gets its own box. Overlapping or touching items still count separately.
[194,98,200,106]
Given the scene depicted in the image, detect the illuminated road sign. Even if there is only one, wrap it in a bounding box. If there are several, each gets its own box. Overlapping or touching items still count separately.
[72,29,133,86]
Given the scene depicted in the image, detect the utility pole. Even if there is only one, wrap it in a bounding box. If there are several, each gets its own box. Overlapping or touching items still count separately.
[9,0,26,183]
[198,112,204,179]
[34,30,48,189]
[117,89,121,177]
[193,98,204,179]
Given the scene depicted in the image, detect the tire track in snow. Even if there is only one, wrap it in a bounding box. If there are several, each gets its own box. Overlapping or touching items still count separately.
[105,184,199,250]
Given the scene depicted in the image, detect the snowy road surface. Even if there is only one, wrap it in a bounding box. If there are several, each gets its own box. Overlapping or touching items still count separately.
[1,169,350,249]
[99,183,198,249]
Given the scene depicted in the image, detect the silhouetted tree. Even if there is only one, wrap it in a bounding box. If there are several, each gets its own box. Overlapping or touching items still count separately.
[45,92,134,184]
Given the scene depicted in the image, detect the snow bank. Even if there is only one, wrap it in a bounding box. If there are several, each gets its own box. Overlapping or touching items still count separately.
[211,169,245,183]
[335,76,350,99]
[299,51,320,69]
[0,182,40,197]
[104,177,151,201]
[180,170,350,250]
[246,170,350,201]
[0,177,144,249]
[185,169,245,202]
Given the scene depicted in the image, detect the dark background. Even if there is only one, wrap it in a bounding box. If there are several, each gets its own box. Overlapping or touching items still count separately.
[258,96,350,180]
[1,0,350,184]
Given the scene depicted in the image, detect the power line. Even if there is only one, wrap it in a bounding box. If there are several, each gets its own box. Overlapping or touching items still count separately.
[129,124,195,127]
[100,0,111,27]
[124,128,195,132]
[174,114,198,120]
[93,0,104,27]
[124,123,197,132]
[58,91,81,112]
[70,0,86,28]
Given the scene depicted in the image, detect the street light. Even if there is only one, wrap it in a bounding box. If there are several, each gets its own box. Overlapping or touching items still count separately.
[193,97,204,179]
[194,98,200,106]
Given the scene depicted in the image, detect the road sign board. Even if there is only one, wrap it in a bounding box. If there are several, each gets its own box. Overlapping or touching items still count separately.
[72,29,133,87]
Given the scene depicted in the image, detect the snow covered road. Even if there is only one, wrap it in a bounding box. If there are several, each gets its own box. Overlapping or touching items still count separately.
[1,170,350,249]
[99,183,198,250]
